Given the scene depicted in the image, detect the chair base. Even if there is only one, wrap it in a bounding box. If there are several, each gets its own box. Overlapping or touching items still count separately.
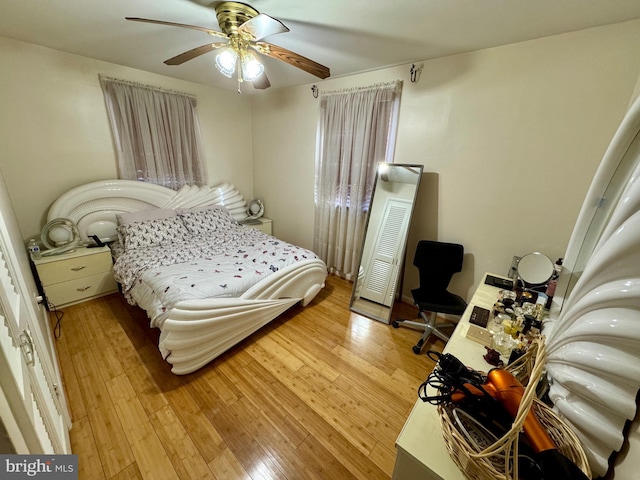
[392,311,458,354]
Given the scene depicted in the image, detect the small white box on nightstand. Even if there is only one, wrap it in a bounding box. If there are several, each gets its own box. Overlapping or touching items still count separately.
[241,218,272,235]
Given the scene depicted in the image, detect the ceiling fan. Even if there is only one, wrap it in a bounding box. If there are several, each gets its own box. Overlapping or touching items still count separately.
[126,1,330,92]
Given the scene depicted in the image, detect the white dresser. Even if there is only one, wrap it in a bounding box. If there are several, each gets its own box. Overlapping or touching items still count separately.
[393,274,506,479]
[32,246,118,308]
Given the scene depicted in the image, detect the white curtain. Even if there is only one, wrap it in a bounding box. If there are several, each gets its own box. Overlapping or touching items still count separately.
[314,81,402,279]
[100,76,208,190]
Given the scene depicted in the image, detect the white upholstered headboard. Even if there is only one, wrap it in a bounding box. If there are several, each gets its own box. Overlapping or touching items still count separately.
[47,180,248,243]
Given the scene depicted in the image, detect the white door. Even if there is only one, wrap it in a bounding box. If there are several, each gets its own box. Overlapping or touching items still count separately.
[0,171,71,454]
[360,198,412,305]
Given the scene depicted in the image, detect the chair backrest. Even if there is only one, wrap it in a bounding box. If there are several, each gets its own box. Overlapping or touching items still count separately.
[413,240,464,292]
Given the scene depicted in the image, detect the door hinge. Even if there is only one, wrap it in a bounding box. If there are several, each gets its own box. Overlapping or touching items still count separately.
[19,330,35,366]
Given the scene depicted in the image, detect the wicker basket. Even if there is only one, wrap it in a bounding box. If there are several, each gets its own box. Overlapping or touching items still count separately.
[438,337,592,480]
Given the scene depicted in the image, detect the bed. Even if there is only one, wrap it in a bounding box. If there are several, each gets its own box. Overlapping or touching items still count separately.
[47,179,327,374]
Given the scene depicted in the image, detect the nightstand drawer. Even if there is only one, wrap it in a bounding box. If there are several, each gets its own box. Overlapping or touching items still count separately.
[37,250,113,285]
[44,271,118,307]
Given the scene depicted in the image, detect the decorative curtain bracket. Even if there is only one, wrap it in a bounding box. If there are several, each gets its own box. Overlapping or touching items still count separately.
[410,63,424,83]
[311,85,319,98]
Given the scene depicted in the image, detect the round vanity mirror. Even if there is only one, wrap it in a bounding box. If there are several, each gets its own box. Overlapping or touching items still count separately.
[517,252,555,286]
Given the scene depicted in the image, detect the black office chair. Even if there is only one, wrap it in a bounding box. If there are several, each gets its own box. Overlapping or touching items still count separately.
[392,240,467,354]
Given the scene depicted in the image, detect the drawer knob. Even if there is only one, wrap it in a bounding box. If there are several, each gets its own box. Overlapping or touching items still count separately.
[76,286,92,292]
[70,265,87,271]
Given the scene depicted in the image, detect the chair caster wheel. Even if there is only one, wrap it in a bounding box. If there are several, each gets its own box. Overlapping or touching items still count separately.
[412,345,422,355]
[392,321,400,328]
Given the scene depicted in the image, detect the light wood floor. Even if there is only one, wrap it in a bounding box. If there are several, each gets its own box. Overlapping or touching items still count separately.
[52,275,446,480]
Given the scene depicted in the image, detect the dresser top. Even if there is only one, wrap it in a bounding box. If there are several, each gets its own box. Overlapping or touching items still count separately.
[32,245,111,265]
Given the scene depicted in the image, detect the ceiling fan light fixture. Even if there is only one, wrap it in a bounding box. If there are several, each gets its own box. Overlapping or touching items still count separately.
[241,51,264,81]
[128,1,330,90]
[215,47,237,78]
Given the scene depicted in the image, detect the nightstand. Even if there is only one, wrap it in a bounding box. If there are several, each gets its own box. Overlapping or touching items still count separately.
[244,218,272,235]
[32,246,118,308]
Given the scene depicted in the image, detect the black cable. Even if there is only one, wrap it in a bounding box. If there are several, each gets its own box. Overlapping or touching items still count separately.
[48,301,63,339]
[418,368,457,404]
[419,350,492,404]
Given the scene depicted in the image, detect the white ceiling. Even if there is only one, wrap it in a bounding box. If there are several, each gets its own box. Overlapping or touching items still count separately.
[3,0,640,94]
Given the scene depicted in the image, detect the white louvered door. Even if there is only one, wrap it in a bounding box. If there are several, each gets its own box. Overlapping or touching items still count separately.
[359,198,412,305]
[0,171,71,454]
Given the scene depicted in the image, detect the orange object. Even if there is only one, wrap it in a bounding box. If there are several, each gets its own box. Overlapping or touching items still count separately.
[451,368,555,453]
[486,369,555,453]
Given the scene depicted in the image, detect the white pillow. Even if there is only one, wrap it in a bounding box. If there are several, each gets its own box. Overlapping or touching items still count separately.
[117,216,189,250]
[176,206,234,236]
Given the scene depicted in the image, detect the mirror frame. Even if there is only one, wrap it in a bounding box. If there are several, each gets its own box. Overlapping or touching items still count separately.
[349,163,424,323]
[516,251,555,286]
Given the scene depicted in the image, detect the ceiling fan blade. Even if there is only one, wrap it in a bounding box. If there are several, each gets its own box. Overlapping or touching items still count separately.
[254,43,330,79]
[238,14,289,41]
[164,42,227,65]
[126,17,228,39]
[252,73,271,90]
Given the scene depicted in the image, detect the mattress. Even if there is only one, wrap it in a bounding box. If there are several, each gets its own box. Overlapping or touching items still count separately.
[112,206,318,327]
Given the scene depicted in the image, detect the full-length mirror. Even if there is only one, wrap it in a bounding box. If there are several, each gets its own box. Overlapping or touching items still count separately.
[350,163,423,323]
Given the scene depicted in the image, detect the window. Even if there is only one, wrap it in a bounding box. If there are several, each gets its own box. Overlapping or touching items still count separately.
[100,76,208,190]
[313,81,402,279]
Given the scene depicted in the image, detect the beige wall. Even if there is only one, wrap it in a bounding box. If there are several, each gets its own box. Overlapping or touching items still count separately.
[251,19,640,300]
[1,19,640,301]
[0,36,254,242]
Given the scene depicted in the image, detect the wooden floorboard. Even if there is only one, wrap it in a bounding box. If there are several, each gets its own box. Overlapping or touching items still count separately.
[52,275,446,479]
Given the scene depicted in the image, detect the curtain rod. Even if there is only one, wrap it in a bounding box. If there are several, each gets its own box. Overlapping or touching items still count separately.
[320,80,402,97]
[98,74,197,99]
